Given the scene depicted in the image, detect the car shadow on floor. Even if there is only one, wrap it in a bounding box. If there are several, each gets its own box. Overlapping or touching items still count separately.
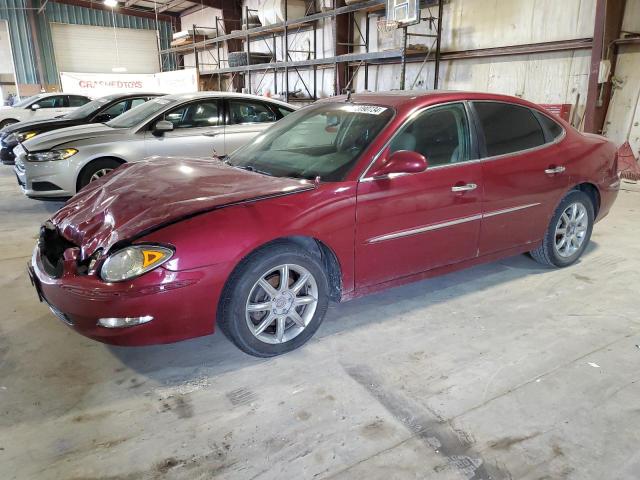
[107,242,600,385]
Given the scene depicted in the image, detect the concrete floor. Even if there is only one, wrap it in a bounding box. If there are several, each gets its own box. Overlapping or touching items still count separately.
[1,166,639,480]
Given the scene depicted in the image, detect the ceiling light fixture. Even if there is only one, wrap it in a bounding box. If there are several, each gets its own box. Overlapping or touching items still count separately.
[104,0,118,7]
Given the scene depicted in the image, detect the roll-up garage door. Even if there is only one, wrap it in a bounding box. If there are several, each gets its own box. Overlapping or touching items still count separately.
[50,22,159,74]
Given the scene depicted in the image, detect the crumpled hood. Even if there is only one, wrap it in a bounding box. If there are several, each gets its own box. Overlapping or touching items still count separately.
[50,158,314,258]
[22,123,126,151]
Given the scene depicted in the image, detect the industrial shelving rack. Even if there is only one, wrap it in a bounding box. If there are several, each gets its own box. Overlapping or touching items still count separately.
[160,0,443,102]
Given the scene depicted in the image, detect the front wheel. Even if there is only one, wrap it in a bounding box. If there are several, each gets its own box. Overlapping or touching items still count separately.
[218,243,329,357]
[0,119,18,129]
[530,190,594,267]
[77,158,122,191]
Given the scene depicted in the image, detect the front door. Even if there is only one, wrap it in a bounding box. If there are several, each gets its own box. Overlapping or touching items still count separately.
[31,95,68,120]
[145,99,225,158]
[470,101,570,255]
[355,102,482,288]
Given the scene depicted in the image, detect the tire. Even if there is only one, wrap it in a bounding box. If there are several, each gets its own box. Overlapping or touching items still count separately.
[218,242,330,357]
[77,158,122,191]
[0,119,19,129]
[530,190,594,267]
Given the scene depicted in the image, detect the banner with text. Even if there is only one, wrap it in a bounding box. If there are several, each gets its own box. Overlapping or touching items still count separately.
[59,69,198,97]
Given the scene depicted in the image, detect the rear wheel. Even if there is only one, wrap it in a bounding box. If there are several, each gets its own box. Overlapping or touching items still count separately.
[218,243,329,357]
[530,190,594,267]
[77,158,122,191]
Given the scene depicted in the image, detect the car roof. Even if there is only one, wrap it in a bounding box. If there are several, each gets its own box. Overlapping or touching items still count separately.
[99,92,165,101]
[35,92,89,98]
[160,91,295,109]
[319,90,541,110]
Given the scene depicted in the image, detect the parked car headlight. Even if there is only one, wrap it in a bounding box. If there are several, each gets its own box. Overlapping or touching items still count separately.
[2,133,17,145]
[100,245,174,282]
[27,148,78,162]
[17,131,38,142]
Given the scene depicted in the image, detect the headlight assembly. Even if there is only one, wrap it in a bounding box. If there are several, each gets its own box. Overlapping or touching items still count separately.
[2,133,17,145]
[28,148,78,162]
[100,245,174,282]
[18,131,38,142]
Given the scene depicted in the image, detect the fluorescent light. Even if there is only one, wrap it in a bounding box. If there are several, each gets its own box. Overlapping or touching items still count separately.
[111,66,127,73]
[104,0,118,7]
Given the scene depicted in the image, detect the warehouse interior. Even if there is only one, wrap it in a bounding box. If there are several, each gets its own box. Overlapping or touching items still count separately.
[1,0,640,479]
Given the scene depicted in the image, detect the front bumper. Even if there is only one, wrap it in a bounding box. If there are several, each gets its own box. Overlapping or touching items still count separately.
[1,144,15,165]
[14,147,76,197]
[29,246,228,346]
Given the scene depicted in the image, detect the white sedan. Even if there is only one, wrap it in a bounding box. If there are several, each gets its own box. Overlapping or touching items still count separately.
[0,93,91,129]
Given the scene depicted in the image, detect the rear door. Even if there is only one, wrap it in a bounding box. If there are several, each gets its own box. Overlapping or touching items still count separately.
[471,101,569,255]
[145,99,225,158]
[223,99,282,155]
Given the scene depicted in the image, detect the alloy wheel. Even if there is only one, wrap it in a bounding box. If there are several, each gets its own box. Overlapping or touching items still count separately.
[89,168,113,182]
[554,202,588,258]
[245,264,318,345]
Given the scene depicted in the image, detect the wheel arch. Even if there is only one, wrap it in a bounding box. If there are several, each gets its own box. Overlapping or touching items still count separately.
[76,156,127,192]
[572,182,600,217]
[0,118,19,127]
[222,235,344,304]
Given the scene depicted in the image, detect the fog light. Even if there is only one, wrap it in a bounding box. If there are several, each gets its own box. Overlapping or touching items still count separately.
[97,315,153,328]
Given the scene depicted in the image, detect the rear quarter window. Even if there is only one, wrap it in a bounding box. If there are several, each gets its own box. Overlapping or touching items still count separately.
[473,102,546,157]
[534,111,564,141]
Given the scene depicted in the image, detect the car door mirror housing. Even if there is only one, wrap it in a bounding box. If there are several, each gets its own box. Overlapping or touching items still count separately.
[30,104,41,111]
[369,150,428,178]
[153,120,174,136]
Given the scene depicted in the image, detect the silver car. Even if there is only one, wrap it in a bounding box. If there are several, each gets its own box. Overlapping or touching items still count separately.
[14,92,295,198]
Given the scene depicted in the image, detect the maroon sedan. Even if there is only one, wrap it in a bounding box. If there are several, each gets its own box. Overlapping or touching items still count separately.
[29,91,620,357]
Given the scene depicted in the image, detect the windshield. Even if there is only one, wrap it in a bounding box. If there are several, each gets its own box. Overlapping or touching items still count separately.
[107,97,173,128]
[227,103,393,181]
[13,95,37,108]
[65,97,111,120]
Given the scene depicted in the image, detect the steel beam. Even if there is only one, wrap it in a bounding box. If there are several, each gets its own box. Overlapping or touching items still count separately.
[584,0,607,133]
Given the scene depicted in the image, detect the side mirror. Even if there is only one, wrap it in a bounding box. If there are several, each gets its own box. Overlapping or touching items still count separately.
[30,104,41,111]
[369,150,428,178]
[153,120,174,136]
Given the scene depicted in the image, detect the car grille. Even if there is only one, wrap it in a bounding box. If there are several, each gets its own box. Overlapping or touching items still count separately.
[38,222,76,278]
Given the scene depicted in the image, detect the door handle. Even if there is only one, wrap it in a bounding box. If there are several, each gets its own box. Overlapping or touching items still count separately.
[545,166,565,174]
[451,183,477,192]
[203,132,220,137]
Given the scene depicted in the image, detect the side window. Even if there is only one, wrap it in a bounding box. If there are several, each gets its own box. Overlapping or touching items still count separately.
[35,96,65,108]
[162,101,220,129]
[129,98,148,110]
[388,103,470,168]
[473,102,546,157]
[534,111,564,141]
[69,95,89,107]
[102,100,128,118]
[228,100,277,125]
[276,106,294,118]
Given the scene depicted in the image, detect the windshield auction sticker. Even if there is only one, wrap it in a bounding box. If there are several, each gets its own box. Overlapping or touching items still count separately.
[343,105,388,115]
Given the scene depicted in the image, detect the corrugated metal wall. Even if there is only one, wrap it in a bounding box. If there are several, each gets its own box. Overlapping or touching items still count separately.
[0,0,175,86]
[0,0,38,84]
